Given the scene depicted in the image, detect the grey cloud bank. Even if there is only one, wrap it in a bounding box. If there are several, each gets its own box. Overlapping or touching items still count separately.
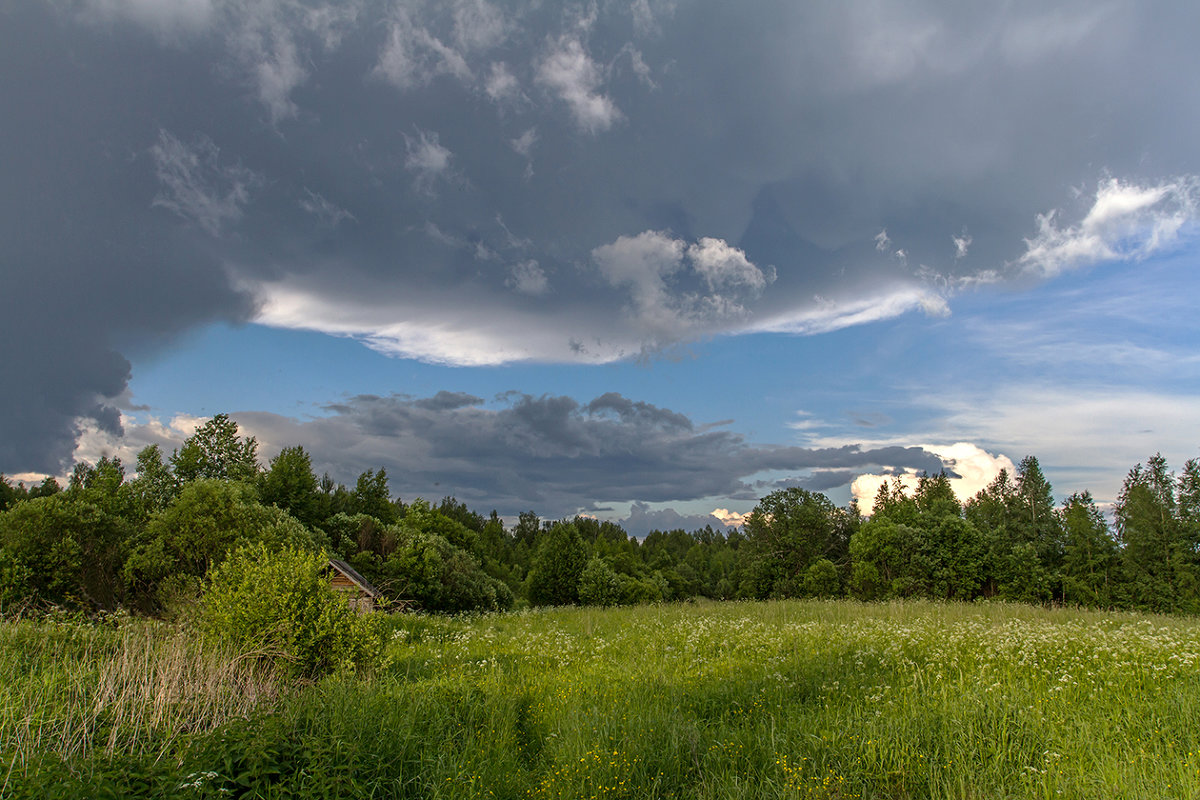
[3,0,1200,473]
[233,391,947,522]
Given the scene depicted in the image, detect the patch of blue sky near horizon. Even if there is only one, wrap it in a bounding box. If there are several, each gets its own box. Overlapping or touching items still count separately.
[816,244,1200,511]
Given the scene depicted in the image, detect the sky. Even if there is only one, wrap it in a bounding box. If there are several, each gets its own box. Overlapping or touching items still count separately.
[3,0,1200,534]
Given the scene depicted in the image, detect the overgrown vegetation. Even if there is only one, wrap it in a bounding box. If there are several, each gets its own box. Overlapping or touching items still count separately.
[200,543,383,680]
[4,600,1200,798]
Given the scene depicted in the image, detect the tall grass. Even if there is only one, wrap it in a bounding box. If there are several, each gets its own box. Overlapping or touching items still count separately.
[0,613,277,794]
[4,600,1200,798]
[355,600,1200,799]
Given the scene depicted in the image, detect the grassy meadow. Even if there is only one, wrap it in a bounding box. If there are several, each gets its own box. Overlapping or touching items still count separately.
[4,599,1200,798]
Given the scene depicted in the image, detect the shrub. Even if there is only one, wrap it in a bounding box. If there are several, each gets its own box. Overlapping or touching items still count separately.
[200,543,382,680]
[0,547,34,612]
[803,558,842,598]
[0,493,131,610]
[578,557,622,606]
[380,531,512,613]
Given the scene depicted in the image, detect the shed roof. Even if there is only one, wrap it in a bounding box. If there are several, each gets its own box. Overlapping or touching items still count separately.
[326,558,383,598]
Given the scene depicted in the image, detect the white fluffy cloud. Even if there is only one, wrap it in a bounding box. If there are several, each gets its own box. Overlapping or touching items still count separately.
[688,237,773,292]
[506,259,549,296]
[375,8,472,89]
[403,128,453,188]
[1018,177,1199,277]
[81,0,215,37]
[850,443,1016,511]
[536,38,621,133]
[592,231,772,347]
[485,61,521,102]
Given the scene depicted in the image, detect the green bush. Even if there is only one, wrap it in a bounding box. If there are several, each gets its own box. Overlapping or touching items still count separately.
[200,543,382,680]
[578,557,622,606]
[0,492,132,610]
[380,530,513,613]
[803,557,842,598]
[125,479,320,611]
[0,546,34,611]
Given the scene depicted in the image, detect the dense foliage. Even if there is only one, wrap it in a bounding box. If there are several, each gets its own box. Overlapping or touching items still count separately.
[201,543,382,679]
[2,411,1200,618]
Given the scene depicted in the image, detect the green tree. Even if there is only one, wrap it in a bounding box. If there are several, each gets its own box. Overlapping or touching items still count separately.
[128,445,178,517]
[259,445,321,528]
[803,558,841,598]
[849,518,925,599]
[1013,456,1064,599]
[1116,454,1200,613]
[403,499,478,555]
[922,516,985,600]
[0,486,133,610]
[870,478,920,526]
[527,521,587,606]
[512,511,541,548]
[352,468,398,523]
[578,556,622,606]
[914,472,961,521]
[1059,491,1116,607]
[170,414,259,483]
[322,513,398,561]
[742,488,854,599]
[0,475,23,512]
[125,479,316,610]
[379,528,512,613]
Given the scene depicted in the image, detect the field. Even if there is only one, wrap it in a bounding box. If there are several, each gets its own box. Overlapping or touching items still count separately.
[3,599,1200,798]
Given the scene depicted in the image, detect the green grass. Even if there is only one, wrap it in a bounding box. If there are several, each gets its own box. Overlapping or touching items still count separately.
[5,600,1200,798]
[0,612,278,797]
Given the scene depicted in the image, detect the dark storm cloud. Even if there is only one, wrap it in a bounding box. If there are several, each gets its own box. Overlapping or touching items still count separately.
[233,392,944,518]
[0,4,255,472]
[5,0,1200,470]
[413,391,485,411]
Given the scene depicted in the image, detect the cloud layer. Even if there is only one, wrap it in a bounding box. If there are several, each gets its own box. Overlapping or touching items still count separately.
[76,393,945,526]
[4,1,1200,471]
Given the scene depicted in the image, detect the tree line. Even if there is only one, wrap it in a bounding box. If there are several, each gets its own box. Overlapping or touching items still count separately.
[2,413,1198,616]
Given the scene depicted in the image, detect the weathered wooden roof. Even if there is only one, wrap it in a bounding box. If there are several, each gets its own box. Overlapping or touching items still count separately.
[326,558,383,598]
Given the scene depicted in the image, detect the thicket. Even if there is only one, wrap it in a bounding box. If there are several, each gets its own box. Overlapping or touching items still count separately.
[200,543,383,680]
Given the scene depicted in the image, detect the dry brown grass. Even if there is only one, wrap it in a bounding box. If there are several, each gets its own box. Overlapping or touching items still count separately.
[0,614,279,770]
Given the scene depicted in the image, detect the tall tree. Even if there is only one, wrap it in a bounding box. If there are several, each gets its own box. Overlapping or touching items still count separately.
[0,467,134,610]
[259,445,321,528]
[527,521,586,606]
[352,468,398,523]
[742,488,854,599]
[170,414,259,483]
[1115,454,1199,613]
[914,472,961,521]
[1059,492,1117,607]
[128,445,178,516]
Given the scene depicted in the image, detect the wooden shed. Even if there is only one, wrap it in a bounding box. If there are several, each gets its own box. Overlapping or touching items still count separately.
[326,558,383,613]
